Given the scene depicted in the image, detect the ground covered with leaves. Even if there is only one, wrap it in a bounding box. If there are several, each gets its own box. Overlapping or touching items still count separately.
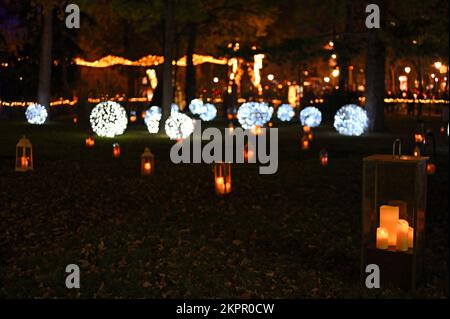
[0,115,448,298]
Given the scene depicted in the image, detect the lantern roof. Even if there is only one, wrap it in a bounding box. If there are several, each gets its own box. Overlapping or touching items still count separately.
[142,147,153,157]
[17,135,32,148]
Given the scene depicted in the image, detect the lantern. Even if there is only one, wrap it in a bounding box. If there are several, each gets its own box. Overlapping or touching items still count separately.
[227,113,234,120]
[426,162,436,175]
[113,143,121,158]
[141,147,154,176]
[73,117,78,124]
[319,149,328,166]
[130,111,137,123]
[85,136,95,148]
[303,125,311,133]
[214,162,231,195]
[439,126,445,135]
[307,132,313,141]
[361,140,428,290]
[15,136,33,172]
[413,146,421,157]
[414,133,424,144]
[301,135,309,150]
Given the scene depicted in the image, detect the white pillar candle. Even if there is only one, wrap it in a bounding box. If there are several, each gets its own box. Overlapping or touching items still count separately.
[380,205,399,246]
[408,227,414,249]
[396,219,409,251]
[376,227,389,250]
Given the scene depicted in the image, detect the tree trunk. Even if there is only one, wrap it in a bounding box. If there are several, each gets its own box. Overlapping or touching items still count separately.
[37,6,53,113]
[185,23,197,108]
[160,0,175,131]
[365,29,386,132]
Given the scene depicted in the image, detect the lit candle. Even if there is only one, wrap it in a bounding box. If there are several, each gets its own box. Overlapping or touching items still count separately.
[21,156,28,169]
[380,205,399,246]
[408,227,414,249]
[113,144,120,158]
[396,219,409,251]
[376,227,389,250]
[144,161,151,173]
[301,137,309,150]
[215,177,225,194]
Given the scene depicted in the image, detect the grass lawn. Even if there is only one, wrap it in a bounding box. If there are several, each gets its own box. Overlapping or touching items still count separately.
[0,115,448,298]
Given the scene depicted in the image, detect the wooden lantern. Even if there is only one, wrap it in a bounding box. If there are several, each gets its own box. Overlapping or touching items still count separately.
[319,148,328,166]
[85,136,95,148]
[301,135,309,150]
[214,162,231,195]
[113,143,121,158]
[16,136,33,172]
[361,140,428,290]
[141,147,154,176]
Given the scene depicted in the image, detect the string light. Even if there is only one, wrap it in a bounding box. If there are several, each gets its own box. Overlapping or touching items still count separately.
[334,104,368,136]
[277,104,295,122]
[300,106,322,127]
[164,112,194,140]
[90,101,128,138]
[25,103,48,125]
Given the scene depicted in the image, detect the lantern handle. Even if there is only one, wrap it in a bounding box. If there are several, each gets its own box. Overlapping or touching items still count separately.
[392,139,402,157]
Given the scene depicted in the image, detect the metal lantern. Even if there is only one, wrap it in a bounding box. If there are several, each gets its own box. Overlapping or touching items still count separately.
[141,147,154,176]
[16,136,33,172]
[361,140,428,290]
[214,162,231,195]
[113,143,121,158]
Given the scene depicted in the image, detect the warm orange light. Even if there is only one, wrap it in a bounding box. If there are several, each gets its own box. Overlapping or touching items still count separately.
[414,133,424,144]
[301,136,309,150]
[252,126,262,135]
[214,163,231,195]
[130,115,137,123]
[268,122,273,128]
[427,163,436,175]
[227,114,233,120]
[21,156,29,169]
[85,136,95,148]
[113,144,121,158]
[303,126,311,134]
[144,161,151,172]
[73,117,78,124]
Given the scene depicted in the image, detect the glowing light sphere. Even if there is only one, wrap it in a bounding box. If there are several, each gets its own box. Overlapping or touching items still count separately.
[171,103,180,114]
[334,104,368,136]
[144,106,162,134]
[90,101,128,138]
[25,103,48,125]
[300,106,322,128]
[237,102,273,129]
[199,103,217,121]
[164,112,194,140]
[189,99,205,115]
[277,104,295,122]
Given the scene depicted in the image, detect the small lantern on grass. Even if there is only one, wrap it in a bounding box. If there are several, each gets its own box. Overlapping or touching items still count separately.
[16,136,33,172]
[362,139,428,290]
[141,147,154,176]
[85,135,95,148]
[214,162,231,195]
[73,117,78,124]
[319,149,328,166]
[303,125,311,134]
[113,143,121,158]
[130,111,137,123]
[413,145,421,157]
[301,135,309,150]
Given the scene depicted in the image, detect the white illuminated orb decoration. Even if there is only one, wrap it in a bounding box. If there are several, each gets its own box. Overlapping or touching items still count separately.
[25,103,48,125]
[334,104,368,136]
[199,103,217,121]
[171,103,180,114]
[164,112,195,140]
[144,106,162,134]
[277,104,295,122]
[300,106,322,127]
[237,102,273,129]
[90,101,128,138]
[189,99,205,115]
